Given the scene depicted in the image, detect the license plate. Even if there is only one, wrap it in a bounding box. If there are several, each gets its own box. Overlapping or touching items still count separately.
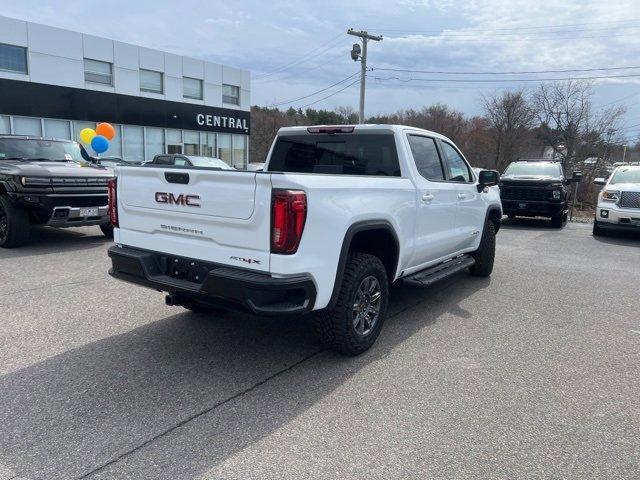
[79,207,99,217]
[518,203,527,209]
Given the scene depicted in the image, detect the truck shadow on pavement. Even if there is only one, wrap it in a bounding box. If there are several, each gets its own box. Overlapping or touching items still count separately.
[499,217,558,229]
[0,274,489,480]
[0,226,112,260]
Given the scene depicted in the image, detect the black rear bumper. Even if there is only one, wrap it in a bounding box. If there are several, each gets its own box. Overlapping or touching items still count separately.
[108,246,316,316]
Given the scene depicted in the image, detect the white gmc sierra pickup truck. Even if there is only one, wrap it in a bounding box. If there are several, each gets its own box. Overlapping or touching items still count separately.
[108,125,502,355]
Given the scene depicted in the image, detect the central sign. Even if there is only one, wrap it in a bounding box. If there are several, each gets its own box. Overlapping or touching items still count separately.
[196,114,249,133]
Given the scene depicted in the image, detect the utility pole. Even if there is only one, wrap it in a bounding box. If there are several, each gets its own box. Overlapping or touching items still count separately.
[348,28,382,123]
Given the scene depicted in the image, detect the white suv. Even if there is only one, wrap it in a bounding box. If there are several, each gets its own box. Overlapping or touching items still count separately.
[593,164,640,236]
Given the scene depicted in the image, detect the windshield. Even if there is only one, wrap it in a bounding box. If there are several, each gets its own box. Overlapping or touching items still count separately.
[0,138,86,162]
[610,167,640,185]
[503,162,562,177]
[186,156,233,169]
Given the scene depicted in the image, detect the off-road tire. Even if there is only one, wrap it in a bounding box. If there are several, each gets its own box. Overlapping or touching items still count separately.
[313,253,389,356]
[100,222,114,238]
[592,220,605,237]
[469,219,496,277]
[551,212,567,229]
[0,196,30,248]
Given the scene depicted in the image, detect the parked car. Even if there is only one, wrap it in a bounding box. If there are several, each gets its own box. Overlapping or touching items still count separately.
[246,162,265,171]
[97,156,142,168]
[107,125,502,355]
[0,135,114,247]
[499,159,580,228]
[593,164,640,236]
[145,154,234,169]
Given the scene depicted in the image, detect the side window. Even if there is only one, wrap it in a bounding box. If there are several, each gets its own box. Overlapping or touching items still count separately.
[173,157,189,166]
[154,155,172,165]
[441,142,472,183]
[407,135,445,181]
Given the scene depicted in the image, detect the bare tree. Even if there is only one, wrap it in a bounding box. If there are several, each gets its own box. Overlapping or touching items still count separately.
[482,89,536,171]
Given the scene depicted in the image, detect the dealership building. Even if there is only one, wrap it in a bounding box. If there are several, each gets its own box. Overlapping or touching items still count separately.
[0,15,251,166]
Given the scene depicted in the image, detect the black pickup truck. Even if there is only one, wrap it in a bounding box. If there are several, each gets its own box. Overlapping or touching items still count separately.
[0,135,114,247]
[500,160,581,228]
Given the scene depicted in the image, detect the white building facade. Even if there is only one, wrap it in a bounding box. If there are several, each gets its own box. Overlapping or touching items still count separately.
[0,15,251,166]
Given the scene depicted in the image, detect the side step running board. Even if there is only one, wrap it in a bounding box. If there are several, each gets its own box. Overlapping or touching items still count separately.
[403,254,475,287]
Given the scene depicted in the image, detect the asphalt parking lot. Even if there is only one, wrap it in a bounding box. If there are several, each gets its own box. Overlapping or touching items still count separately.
[0,221,639,480]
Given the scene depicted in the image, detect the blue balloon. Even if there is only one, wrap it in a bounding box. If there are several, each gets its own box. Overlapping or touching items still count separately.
[91,135,109,154]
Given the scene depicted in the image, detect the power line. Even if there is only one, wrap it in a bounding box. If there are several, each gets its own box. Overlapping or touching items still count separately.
[268,72,360,107]
[600,90,640,107]
[299,78,361,109]
[376,24,640,37]
[371,65,640,76]
[381,32,640,43]
[256,50,349,84]
[372,73,640,84]
[253,32,346,80]
[369,18,640,34]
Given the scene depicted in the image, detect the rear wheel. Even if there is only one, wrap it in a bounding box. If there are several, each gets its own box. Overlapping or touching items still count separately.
[313,253,389,356]
[469,219,496,277]
[0,196,30,248]
[99,222,114,238]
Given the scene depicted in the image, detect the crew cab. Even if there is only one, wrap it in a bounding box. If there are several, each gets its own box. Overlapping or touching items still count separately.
[593,164,640,236]
[108,125,502,355]
[500,159,581,228]
[0,135,114,248]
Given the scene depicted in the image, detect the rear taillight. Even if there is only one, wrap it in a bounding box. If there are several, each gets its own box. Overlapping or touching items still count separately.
[107,177,118,228]
[271,189,307,254]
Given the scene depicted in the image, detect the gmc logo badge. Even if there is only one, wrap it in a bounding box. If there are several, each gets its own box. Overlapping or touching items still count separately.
[155,192,201,207]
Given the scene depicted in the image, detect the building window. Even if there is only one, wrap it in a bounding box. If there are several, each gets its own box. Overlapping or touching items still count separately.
[123,125,144,162]
[183,77,203,100]
[0,43,27,74]
[44,119,71,140]
[0,115,10,134]
[232,134,247,168]
[201,132,216,157]
[222,84,240,105]
[145,127,164,160]
[140,69,163,94]
[218,133,232,166]
[166,129,182,154]
[13,117,41,136]
[183,131,199,155]
[84,58,113,86]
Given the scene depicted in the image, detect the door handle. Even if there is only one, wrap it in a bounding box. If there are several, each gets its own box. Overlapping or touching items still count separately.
[457,193,468,200]
[422,193,434,203]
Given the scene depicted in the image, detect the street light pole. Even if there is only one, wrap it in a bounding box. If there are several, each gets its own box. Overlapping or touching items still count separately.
[348,28,382,124]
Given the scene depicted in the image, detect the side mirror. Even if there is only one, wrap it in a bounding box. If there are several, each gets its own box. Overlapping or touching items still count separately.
[477,169,500,192]
[593,177,607,186]
[570,171,582,183]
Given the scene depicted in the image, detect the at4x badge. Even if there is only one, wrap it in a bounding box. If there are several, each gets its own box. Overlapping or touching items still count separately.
[230,256,261,265]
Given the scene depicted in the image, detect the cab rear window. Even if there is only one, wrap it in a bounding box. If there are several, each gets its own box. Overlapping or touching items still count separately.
[268,134,400,176]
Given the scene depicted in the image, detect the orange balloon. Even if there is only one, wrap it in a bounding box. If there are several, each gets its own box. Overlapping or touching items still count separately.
[96,122,116,140]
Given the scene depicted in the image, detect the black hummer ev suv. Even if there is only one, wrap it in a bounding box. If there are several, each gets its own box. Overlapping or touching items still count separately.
[0,135,115,247]
[500,160,581,228]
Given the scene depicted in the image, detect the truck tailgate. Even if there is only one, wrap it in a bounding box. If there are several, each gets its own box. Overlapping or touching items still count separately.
[115,167,272,272]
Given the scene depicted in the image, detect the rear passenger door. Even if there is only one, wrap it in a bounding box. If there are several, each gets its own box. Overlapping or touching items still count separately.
[406,134,459,267]
[439,140,485,250]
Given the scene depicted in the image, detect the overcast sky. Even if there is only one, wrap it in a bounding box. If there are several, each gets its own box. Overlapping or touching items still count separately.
[2,0,640,141]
